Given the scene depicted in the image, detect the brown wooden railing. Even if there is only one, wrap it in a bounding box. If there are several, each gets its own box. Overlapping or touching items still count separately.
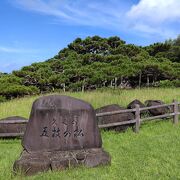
[0,120,27,138]
[0,120,27,124]
[0,100,179,137]
[96,100,180,133]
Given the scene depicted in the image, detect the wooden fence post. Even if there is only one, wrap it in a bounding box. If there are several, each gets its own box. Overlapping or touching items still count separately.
[135,104,141,133]
[173,99,179,124]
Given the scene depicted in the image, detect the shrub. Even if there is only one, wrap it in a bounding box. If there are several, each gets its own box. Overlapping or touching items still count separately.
[158,80,180,87]
[0,84,40,99]
[0,96,6,103]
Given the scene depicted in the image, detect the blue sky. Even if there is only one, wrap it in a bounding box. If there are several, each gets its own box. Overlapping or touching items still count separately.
[0,0,180,73]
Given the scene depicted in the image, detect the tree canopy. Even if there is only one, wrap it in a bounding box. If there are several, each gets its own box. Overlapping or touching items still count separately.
[0,35,180,101]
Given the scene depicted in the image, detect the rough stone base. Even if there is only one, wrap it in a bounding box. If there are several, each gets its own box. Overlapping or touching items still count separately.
[13,148,111,176]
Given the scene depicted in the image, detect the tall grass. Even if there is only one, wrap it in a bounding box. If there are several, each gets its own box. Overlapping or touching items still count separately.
[0,88,179,119]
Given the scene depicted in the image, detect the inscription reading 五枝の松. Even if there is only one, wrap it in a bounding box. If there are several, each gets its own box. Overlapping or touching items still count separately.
[40,114,84,138]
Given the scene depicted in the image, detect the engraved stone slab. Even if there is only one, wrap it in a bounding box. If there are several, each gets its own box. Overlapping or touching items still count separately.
[23,95,102,152]
[14,95,110,175]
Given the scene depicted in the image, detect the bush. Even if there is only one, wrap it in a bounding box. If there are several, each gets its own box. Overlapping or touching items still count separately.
[173,80,180,87]
[158,80,180,87]
[0,96,6,103]
[27,86,40,95]
[0,74,22,84]
[0,84,40,99]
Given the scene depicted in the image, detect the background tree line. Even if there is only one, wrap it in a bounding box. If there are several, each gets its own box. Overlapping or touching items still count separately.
[0,35,180,101]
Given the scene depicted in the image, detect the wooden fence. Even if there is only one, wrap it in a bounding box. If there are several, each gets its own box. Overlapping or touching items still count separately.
[0,119,27,138]
[0,100,179,137]
[96,100,180,133]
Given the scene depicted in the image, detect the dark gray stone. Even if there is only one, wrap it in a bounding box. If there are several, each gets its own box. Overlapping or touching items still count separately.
[14,148,110,175]
[127,99,147,114]
[95,104,134,132]
[23,95,101,152]
[76,153,86,161]
[145,100,170,116]
[84,149,111,167]
[14,95,110,176]
[51,158,77,171]
[0,116,27,134]
[14,158,50,176]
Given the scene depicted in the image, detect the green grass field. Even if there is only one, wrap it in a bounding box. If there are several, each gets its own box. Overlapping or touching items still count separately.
[0,88,180,180]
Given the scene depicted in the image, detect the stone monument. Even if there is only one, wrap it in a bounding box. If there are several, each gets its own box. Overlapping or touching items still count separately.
[13,95,111,175]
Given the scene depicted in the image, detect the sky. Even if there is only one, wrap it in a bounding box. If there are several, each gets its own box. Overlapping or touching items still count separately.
[0,0,180,73]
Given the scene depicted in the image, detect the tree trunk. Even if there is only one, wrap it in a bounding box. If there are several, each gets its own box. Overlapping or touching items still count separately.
[82,79,85,92]
[82,84,85,92]
[138,71,142,88]
[147,75,149,87]
[121,76,123,84]
[114,77,117,89]
[110,80,113,87]
[63,83,66,92]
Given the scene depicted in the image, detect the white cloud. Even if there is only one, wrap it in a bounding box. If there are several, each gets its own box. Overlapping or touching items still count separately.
[126,0,180,38]
[12,0,126,29]
[11,0,180,39]
[127,0,180,24]
[14,0,72,19]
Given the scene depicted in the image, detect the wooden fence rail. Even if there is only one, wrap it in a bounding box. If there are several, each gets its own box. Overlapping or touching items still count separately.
[96,100,180,133]
[0,100,179,137]
[0,120,27,124]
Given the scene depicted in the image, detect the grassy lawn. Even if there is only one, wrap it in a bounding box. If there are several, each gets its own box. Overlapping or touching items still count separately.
[0,88,180,179]
[0,88,179,119]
